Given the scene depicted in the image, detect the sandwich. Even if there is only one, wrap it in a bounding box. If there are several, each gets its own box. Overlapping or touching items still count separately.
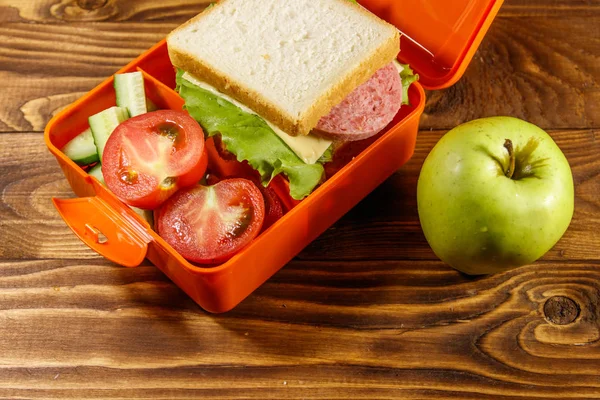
[167,0,417,200]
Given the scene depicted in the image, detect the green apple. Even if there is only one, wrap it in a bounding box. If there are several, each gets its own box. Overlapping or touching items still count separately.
[417,117,574,275]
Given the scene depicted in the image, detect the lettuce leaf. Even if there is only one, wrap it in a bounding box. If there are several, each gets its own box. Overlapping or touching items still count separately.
[399,63,419,106]
[176,70,324,200]
[318,145,333,164]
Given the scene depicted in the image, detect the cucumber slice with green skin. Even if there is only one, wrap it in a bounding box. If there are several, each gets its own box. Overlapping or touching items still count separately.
[89,106,129,161]
[146,97,158,112]
[114,72,147,117]
[62,128,99,166]
[88,163,105,185]
[87,163,154,227]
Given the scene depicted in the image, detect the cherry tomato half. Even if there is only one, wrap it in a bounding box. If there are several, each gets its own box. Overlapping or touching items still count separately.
[259,185,283,231]
[103,110,208,209]
[205,136,257,180]
[203,173,283,232]
[156,178,265,264]
[205,135,285,229]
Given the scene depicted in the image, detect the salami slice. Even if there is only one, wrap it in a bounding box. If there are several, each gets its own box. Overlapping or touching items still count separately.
[314,63,402,141]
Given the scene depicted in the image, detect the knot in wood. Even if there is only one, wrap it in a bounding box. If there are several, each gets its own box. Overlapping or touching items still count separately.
[544,296,580,325]
[77,0,108,11]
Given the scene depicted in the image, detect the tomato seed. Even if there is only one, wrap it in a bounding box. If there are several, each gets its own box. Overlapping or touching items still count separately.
[226,208,253,238]
[157,122,180,142]
[161,176,177,189]
[118,168,138,185]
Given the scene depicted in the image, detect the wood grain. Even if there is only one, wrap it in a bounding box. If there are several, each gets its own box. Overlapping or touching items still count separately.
[500,0,600,17]
[0,259,598,398]
[0,0,212,23]
[424,15,600,130]
[1,0,596,23]
[0,0,599,398]
[0,22,168,131]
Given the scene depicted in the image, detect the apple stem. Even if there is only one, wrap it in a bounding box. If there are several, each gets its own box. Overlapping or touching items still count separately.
[504,139,515,179]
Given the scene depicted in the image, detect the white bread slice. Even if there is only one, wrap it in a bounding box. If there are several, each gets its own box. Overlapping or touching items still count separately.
[167,0,400,136]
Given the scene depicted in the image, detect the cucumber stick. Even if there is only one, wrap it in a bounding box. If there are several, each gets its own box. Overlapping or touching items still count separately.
[62,128,99,166]
[146,97,158,112]
[88,163,105,185]
[87,163,153,226]
[114,72,147,117]
[89,106,129,161]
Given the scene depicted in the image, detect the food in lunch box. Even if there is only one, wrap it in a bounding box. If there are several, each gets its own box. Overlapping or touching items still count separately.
[157,178,266,264]
[61,71,146,170]
[102,110,208,210]
[167,0,417,200]
[59,0,419,264]
[60,71,276,263]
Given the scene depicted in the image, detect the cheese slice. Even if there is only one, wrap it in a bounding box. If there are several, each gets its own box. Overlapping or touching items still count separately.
[182,72,332,164]
[393,60,404,74]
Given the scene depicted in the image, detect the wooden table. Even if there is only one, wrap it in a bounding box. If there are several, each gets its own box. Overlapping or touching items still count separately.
[1,0,599,398]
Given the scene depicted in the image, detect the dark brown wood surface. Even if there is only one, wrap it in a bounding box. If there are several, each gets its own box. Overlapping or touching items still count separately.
[0,0,599,398]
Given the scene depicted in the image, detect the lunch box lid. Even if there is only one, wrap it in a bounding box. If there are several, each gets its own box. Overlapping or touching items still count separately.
[359,0,503,90]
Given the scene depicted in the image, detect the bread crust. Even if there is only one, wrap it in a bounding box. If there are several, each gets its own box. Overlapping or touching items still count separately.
[167,0,400,136]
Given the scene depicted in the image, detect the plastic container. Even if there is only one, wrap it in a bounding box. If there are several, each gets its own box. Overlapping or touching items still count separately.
[45,0,503,312]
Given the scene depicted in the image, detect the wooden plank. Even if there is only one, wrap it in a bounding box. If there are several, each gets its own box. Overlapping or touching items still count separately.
[499,0,600,17]
[0,0,212,23]
[0,22,169,132]
[0,1,598,397]
[0,12,598,131]
[1,129,598,261]
[424,15,600,130]
[0,0,597,23]
[0,258,598,398]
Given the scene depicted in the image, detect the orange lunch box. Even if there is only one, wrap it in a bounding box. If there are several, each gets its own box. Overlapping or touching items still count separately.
[44,0,503,313]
